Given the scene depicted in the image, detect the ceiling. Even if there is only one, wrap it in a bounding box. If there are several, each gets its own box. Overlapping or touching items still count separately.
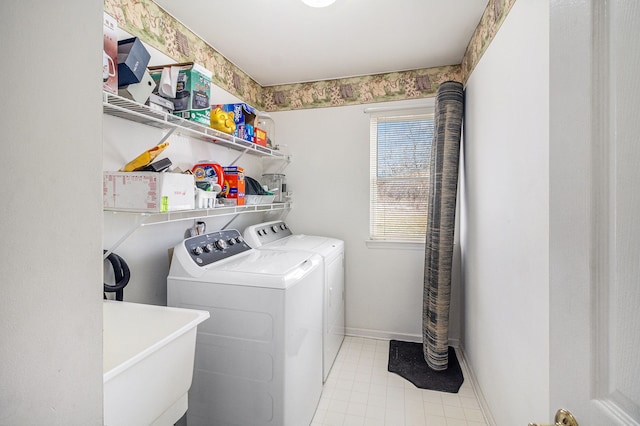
[152,0,489,87]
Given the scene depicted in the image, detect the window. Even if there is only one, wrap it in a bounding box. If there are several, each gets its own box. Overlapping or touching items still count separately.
[369,109,435,242]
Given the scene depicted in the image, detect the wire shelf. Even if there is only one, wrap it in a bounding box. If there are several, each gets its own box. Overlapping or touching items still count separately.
[102,92,287,159]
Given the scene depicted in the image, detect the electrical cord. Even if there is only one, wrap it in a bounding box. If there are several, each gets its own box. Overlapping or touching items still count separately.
[103,250,130,301]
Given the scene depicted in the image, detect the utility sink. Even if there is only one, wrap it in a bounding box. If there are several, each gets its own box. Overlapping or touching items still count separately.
[103,300,209,426]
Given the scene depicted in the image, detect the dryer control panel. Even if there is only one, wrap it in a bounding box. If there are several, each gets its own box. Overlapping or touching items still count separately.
[243,220,293,247]
[184,229,251,266]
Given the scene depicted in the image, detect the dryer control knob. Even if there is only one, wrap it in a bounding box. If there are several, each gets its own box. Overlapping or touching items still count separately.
[215,239,228,250]
[271,225,279,233]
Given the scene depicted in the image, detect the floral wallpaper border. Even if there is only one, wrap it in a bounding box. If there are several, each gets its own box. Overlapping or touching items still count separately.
[262,66,462,111]
[104,0,515,112]
[104,0,264,108]
[461,0,516,81]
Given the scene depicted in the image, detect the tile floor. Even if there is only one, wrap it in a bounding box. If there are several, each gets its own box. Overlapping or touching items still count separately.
[311,336,487,426]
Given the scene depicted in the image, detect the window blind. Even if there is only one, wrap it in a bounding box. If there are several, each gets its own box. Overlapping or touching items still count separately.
[369,110,434,241]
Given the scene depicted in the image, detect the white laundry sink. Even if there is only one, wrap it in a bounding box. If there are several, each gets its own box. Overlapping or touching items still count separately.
[103,300,209,426]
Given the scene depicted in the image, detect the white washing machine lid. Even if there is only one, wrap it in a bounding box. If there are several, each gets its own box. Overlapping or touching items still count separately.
[214,248,315,275]
[243,221,344,257]
[260,234,344,258]
[171,246,322,289]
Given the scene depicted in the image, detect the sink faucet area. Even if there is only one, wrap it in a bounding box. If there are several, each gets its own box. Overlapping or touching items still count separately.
[103,300,209,426]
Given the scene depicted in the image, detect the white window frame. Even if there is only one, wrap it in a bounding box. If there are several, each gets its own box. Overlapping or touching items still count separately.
[367,107,435,249]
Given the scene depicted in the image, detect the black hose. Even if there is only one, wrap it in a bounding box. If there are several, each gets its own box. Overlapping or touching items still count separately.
[103,250,130,301]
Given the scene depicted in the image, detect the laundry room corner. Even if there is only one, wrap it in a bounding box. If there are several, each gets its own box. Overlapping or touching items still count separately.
[269,98,462,345]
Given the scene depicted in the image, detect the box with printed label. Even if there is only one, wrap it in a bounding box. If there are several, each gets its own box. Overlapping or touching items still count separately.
[221,166,245,206]
[117,37,151,87]
[254,127,267,147]
[149,62,212,126]
[103,172,195,212]
[214,103,257,142]
[103,13,118,94]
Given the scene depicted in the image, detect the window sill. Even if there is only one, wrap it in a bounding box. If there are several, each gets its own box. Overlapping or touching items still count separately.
[365,239,425,250]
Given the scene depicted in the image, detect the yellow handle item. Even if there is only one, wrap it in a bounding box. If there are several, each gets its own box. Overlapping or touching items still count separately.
[120,142,170,172]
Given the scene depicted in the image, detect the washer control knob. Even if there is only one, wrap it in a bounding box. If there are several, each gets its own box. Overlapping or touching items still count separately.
[271,225,279,233]
[228,238,236,246]
[235,236,244,244]
[215,239,228,250]
[192,246,204,255]
[280,224,287,230]
[203,243,214,252]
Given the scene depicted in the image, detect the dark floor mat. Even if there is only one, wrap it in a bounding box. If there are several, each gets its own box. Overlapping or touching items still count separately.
[387,340,464,393]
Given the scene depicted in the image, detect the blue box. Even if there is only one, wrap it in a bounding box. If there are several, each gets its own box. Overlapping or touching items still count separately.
[216,103,257,142]
[117,37,151,87]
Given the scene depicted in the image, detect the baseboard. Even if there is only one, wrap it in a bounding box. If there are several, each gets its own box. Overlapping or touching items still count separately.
[345,327,460,348]
[346,327,421,343]
[457,345,497,426]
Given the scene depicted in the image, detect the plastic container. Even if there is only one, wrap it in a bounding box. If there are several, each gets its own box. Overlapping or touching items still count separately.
[245,194,276,205]
[256,114,275,148]
[261,174,286,202]
[191,162,224,187]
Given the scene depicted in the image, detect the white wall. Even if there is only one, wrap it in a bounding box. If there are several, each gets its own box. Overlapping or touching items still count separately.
[271,99,461,344]
[0,1,104,424]
[461,0,549,424]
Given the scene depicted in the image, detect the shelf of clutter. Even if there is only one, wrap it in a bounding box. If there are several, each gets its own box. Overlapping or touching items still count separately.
[103,201,291,258]
[103,91,288,160]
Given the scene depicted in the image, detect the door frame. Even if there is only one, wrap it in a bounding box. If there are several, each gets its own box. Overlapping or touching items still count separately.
[550,0,639,424]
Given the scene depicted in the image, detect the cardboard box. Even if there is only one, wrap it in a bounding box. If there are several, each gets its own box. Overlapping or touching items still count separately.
[221,166,245,206]
[102,13,118,94]
[149,62,212,126]
[215,103,257,142]
[254,127,267,147]
[118,70,155,104]
[103,171,195,212]
[117,37,151,87]
[147,93,174,113]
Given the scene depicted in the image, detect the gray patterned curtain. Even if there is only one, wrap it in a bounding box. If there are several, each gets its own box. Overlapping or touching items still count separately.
[423,81,464,371]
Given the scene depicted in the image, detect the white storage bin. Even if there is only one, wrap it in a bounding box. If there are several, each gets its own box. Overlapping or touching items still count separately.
[103,171,195,212]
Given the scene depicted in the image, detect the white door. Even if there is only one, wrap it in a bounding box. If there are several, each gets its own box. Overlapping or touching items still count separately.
[550,0,640,425]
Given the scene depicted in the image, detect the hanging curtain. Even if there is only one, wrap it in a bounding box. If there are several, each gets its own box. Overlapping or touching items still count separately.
[423,81,464,371]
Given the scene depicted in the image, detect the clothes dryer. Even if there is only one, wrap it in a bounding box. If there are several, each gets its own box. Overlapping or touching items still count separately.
[167,229,323,426]
[243,220,345,382]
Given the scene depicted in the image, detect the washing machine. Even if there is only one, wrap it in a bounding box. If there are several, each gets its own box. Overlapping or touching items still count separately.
[243,220,345,382]
[167,229,323,426]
